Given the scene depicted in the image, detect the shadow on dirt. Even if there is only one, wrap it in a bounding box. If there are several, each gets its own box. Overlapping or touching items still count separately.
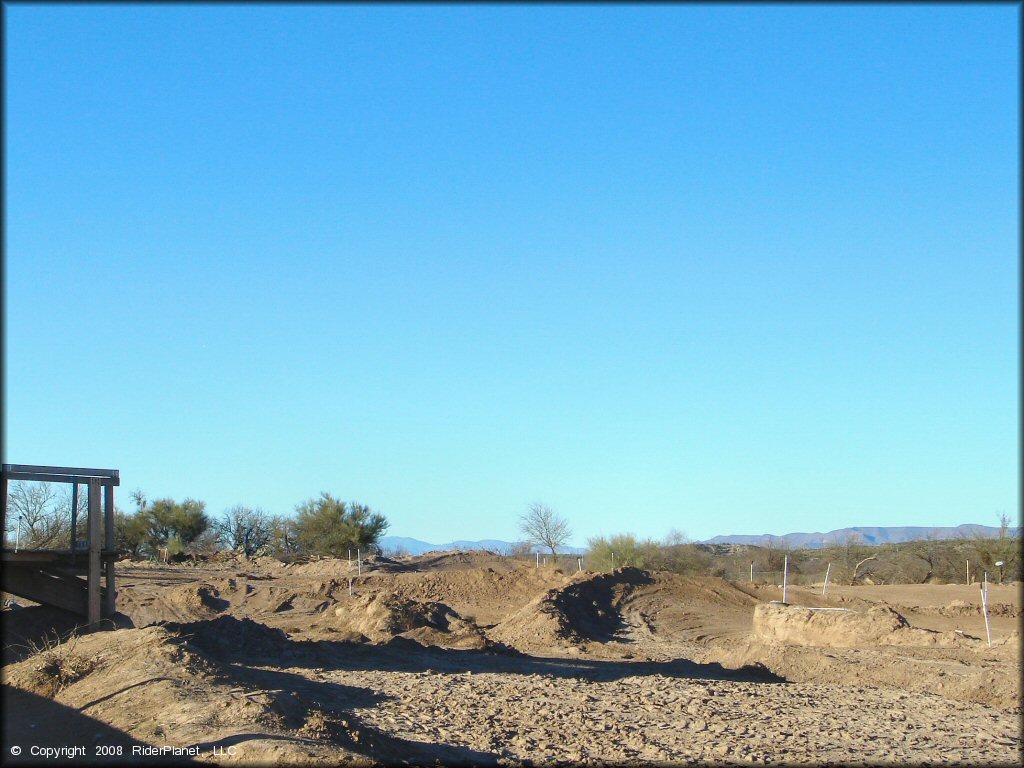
[2,685,195,765]
[165,615,787,685]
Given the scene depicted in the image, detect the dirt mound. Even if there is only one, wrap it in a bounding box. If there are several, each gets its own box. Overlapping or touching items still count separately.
[404,550,509,572]
[363,563,566,627]
[163,615,293,662]
[490,567,653,651]
[166,583,229,617]
[319,591,489,648]
[920,600,1022,618]
[286,558,357,577]
[4,624,370,763]
[752,603,987,649]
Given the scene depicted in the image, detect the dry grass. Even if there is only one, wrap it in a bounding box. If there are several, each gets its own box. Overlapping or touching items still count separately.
[19,630,97,697]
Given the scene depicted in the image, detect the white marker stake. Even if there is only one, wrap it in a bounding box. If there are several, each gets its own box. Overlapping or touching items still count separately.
[348,577,353,596]
[357,548,362,576]
[750,562,754,583]
[536,552,539,569]
[966,560,970,585]
[981,584,992,647]
[578,557,582,572]
[984,571,989,601]
[782,555,789,604]
[348,549,352,566]
[823,563,832,597]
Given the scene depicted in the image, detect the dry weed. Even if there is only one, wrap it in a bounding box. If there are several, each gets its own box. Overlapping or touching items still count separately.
[21,631,97,697]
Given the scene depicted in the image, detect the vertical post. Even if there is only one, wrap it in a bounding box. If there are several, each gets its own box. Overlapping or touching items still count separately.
[578,557,582,572]
[750,561,754,583]
[87,480,102,628]
[536,552,539,569]
[70,483,78,553]
[611,552,615,570]
[782,555,789,604]
[348,577,353,596]
[357,548,361,576]
[980,583,992,647]
[103,484,116,618]
[348,549,352,566]
[984,571,989,601]
[0,469,7,550]
[823,563,832,597]
[966,560,970,585]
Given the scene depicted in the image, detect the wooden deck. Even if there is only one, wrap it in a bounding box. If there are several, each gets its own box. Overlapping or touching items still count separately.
[2,465,120,627]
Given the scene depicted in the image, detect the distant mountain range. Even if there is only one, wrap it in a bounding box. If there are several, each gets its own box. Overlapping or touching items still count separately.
[378,536,586,556]
[703,523,1019,549]
[381,523,1016,556]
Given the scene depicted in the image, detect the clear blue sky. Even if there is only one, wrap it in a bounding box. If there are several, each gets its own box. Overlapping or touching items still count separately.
[3,4,1018,545]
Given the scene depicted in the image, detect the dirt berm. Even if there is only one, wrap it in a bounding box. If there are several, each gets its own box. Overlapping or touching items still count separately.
[489,566,652,651]
[752,603,989,648]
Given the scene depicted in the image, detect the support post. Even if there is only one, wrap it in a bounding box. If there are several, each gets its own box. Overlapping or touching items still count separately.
[750,561,754,583]
[823,563,832,596]
[0,472,7,550]
[103,483,116,618]
[87,480,102,627]
[70,483,78,553]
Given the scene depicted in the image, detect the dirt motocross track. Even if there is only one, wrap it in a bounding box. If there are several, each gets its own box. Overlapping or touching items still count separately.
[2,551,1021,766]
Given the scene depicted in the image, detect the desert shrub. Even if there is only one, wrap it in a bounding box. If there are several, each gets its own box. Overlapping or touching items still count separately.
[586,533,662,571]
[293,493,389,556]
[141,497,211,555]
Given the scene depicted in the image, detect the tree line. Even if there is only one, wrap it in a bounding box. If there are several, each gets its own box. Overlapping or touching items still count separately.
[3,483,388,561]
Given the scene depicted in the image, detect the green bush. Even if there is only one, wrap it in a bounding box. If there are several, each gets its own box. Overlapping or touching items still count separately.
[293,493,388,556]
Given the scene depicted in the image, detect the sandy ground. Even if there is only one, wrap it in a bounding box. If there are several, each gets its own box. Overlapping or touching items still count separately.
[2,552,1021,766]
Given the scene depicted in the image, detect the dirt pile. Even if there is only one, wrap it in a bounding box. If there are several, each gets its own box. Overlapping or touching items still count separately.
[3,621,378,764]
[318,591,490,649]
[752,603,991,649]
[163,615,294,662]
[490,567,652,651]
[363,563,566,627]
[922,599,1022,618]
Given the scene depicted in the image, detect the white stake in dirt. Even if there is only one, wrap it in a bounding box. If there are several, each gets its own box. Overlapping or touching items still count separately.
[578,557,582,572]
[966,559,970,585]
[984,571,989,600]
[536,552,540,569]
[357,548,362,576]
[822,563,832,597]
[348,549,352,566]
[980,583,992,647]
[782,555,789,604]
[750,561,754,583]
[348,577,353,596]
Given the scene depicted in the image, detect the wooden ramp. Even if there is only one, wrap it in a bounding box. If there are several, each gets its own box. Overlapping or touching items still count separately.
[2,465,120,628]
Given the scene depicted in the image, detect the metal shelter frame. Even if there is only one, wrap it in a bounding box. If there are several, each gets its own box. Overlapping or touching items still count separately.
[1,464,120,627]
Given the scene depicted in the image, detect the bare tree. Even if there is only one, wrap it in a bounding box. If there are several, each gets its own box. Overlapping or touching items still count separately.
[215,505,272,557]
[7,481,68,549]
[519,502,572,560]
